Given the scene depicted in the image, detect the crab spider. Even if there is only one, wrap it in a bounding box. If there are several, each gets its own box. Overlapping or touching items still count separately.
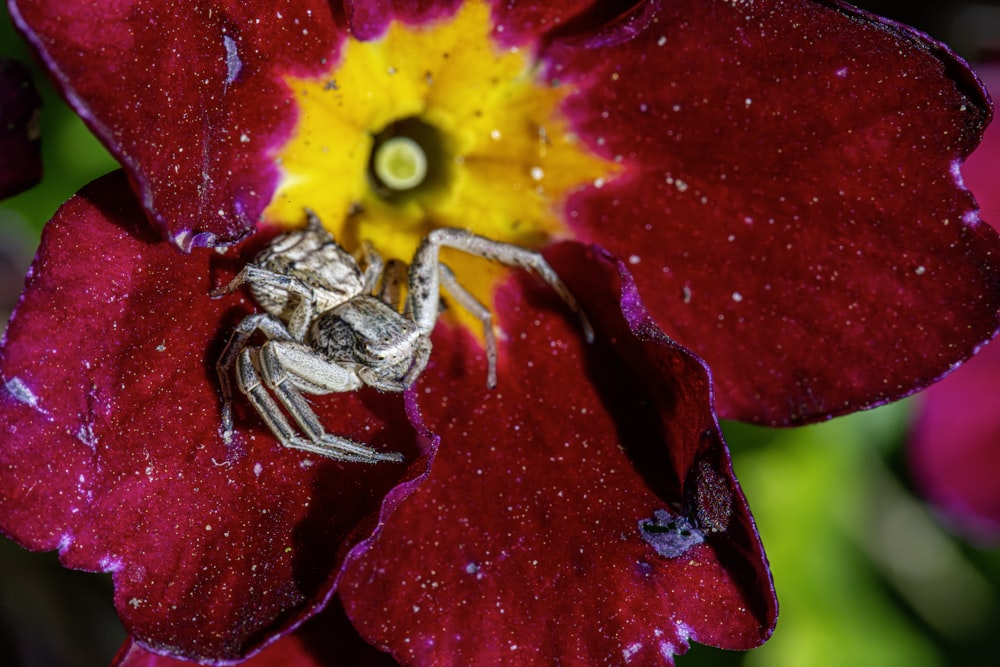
[213,211,593,463]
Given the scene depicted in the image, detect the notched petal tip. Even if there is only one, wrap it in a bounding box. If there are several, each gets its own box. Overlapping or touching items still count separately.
[908,64,1000,544]
[550,0,1000,425]
[824,0,992,136]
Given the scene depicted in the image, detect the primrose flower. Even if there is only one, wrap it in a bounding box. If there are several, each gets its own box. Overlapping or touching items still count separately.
[2,1,1000,666]
[0,57,42,199]
[909,63,1000,544]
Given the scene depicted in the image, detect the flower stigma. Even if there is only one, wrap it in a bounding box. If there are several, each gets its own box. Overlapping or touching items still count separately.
[373,136,428,191]
[265,0,618,333]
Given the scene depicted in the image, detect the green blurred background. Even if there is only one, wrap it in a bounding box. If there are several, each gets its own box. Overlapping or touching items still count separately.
[2,2,1000,665]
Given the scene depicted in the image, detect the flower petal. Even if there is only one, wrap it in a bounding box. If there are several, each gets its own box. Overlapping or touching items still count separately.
[113,598,397,666]
[544,0,1000,424]
[910,339,1000,542]
[909,64,1000,542]
[0,172,430,661]
[339,243,775,665]
[0,57,42,199]
[487,0,602,48]
[338,0,463,41]
[8,0,349,249]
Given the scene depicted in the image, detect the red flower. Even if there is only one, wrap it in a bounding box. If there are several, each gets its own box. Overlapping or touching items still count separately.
[2,1,998,665]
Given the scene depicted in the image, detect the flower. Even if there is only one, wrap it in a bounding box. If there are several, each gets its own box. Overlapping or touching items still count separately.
[2,1,999,665]
[909,63,1000,544]
[0,57,42,200]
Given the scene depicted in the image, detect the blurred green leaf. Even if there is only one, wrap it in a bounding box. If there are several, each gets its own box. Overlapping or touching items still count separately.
[0,3,118,237]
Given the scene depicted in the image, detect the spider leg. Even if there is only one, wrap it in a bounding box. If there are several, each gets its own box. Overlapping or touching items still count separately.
[378,259,409,313]
[216,313,295,442]
[354,240,385,295]
[213,264,318,340]
[238,350,387,462]
[235,347,309,449]
[408,228,594,340]
[258,341,404,463]
[438,263,498,388]
[210,264,292,298]
[236,346,398,463]
[303,208,326,232]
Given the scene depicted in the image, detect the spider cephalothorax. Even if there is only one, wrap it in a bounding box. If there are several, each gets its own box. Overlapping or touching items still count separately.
[213,212,593,463]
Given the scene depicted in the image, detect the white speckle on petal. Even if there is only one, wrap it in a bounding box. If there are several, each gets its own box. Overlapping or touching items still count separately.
[223,35,242,85]
[174,230,192,251]
[623,642,643,661]
[4,376,48,416]
[76,423,98,450]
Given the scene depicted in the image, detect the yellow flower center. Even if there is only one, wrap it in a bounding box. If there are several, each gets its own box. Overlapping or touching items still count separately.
[264,0,617,330]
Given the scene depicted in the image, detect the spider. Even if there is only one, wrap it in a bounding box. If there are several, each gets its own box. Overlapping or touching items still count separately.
[212,211,594,463]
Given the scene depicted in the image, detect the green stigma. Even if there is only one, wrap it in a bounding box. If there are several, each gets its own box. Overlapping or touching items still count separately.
[373,136,428,191]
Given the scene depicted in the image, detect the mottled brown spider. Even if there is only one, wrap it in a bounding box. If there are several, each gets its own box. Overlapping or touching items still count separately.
[213,211,593,463]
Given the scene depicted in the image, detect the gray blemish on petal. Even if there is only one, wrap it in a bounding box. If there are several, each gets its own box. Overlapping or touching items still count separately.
[223,34,242,85]
[4,376,49,415]
[76,423,98,450]
[622,642,643,661]
[639,509,705,558]
[57,533,74,553]
[98,555,125,573]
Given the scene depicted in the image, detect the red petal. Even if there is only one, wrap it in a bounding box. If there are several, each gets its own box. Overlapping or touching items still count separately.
[487,0,603,48]
[0,58,42,199]
[339,243,775,665]
[966,66,1000,223]
[909,64,1000,542]
[0,172,430,661]
[113,598,397,666]
[545,0,1000,424]
[9,0,345,248]
[338,0,463,40]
